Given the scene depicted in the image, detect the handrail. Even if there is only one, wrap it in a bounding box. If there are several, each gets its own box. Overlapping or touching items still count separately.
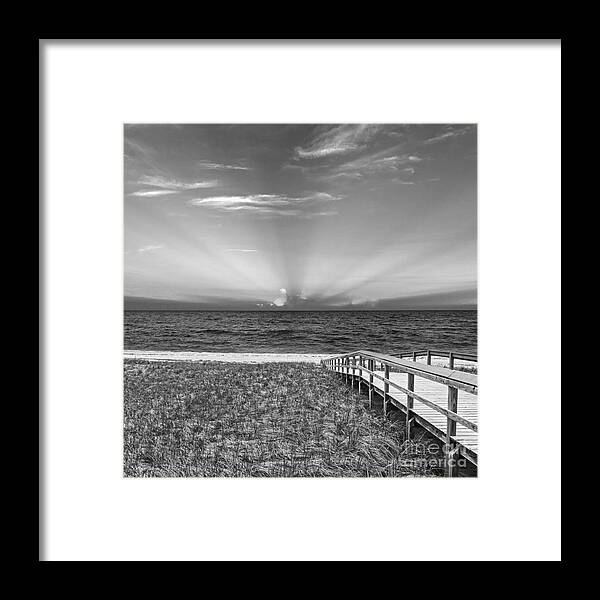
[396,349,477,362]
[330,362,477,432]
[322,350,477,395]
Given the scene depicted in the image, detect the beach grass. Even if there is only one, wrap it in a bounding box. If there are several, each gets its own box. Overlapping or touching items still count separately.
[124,360,446,477]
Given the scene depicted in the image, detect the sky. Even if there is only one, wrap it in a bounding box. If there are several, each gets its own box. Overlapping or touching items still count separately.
[124,124,476,310]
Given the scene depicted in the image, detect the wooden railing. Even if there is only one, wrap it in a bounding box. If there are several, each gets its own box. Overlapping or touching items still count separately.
[395,349,477,369]
[321,350,478,477]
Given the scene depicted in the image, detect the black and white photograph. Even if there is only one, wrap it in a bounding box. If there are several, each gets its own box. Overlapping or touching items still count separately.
[124,123,478,477]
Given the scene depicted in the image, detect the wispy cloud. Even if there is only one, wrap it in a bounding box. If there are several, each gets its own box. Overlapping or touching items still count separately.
[189,191,340,217]
[391,175,440,186]
[423,125,475,145]
[294,125,382,159]
[124,137,169,175]
[197,161,251,171]
[137,244,164,253]
[138,175,219,190]
[129,190,180,197]
[302,192,340,202]
[226,248,258,253]
[296,143,358,159]
[322,172,364,181]
[190,194,286,208]
[317,149,423,181]
[353,153,423,172]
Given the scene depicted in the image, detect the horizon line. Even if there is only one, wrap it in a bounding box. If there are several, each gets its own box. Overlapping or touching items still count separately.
[123,307,477,312]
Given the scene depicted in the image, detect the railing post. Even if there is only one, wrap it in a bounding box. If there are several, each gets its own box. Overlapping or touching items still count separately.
[358,356,363,393]
[446,386,459,477]
[368,359,373,409]
[427,350,432,365]
[351,356,356,388]
[349,356,352,386]
[413,351,417,362]
[345,357,348,383]
[383,363,390,419]
[449,352,455,370]
[406,373,414,441]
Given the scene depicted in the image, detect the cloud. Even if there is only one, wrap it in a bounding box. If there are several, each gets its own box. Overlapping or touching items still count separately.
[226,248,258,253]
[306,192,339,202]
[423,125,475,145]
[197,161,251,171]
[129,190,180,197]
[323,172,364,181]
[124,138,155,160]
[272,288,288,307]
[188,192,340,216]
[138,175,219,190]
[137,244,164,253]
[318,149,423,181]
[294,124,382,160]
[423,131,456,144]
[287,127,428,184]
[124,137,168,174]
[189,194,286,208]
[296,143,359,159]
[225,207,337,218]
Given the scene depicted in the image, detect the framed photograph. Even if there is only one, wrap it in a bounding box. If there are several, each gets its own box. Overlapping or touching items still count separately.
[41,40,561,561]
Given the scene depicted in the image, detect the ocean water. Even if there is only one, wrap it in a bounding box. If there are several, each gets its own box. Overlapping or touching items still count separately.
[124,310,477,355]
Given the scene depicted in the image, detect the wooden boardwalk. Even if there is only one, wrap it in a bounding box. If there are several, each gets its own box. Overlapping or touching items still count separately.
[360,370,477,464]
[322,351,478,476]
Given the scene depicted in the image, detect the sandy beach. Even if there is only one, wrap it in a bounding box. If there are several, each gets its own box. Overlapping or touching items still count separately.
[124,350,475,370]
[124,350,330,363]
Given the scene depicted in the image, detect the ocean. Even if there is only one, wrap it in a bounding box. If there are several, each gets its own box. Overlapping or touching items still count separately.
[124,310,477,355]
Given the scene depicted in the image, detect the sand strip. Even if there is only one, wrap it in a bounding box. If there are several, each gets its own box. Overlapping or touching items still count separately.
[124,351,476,370]
[124,350,330,364]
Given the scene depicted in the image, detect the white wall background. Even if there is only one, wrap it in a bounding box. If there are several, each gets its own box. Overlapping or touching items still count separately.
[42,41,561,561]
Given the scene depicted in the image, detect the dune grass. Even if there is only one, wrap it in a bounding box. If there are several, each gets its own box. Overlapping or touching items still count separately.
[124,360,446,477]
